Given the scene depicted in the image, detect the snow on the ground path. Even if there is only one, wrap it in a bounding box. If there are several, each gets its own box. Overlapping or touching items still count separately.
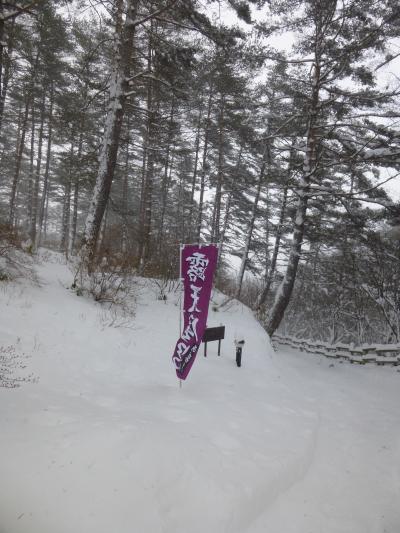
[252,349,400,533]
[0,251,399,533]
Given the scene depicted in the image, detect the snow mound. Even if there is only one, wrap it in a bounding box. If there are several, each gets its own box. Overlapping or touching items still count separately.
[0,253,399,533]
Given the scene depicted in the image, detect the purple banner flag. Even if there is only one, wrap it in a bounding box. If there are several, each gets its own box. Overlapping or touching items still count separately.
[172,244,218,380]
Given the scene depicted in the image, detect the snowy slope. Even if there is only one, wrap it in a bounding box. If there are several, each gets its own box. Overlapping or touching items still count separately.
[0,252,399,533]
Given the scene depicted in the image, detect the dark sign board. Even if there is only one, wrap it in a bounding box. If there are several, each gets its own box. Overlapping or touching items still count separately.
[202,326,225,357]
[203,326,225,343]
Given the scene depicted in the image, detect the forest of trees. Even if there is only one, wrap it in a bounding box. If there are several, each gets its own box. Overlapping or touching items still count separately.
[1,0,400,344]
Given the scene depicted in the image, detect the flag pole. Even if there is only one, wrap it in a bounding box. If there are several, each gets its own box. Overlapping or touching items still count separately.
[179,243,184,388]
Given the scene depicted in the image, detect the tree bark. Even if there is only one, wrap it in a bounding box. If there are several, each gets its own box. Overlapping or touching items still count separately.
[9,89,31,225]
[0,0,5,118]
[138,86,155,265]
[217,192,231,265]
[264,66,320,336]
[29,90,45,246]
[27,102,35,231]
[264,186,270,281]
[0,14,15,134]
[81,0,137,270]
[60,139,74,256]
[188,102,203,240]
[256,155,293,310]
[137,19,159,268]
[98,202,109,257]
[70,128,84,254]
[121,119,130,255]
[9,51,38,226]
[211,94,225,244]
[195,84,213,243]
[236,149,267,298]
[158,98,175,253]
[37,82,54,247]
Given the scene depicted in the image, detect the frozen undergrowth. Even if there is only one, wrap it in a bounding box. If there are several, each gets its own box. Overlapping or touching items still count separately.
[0,250,399,533]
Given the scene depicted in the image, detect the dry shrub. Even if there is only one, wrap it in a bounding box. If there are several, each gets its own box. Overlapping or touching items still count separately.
[0,224,37,282]
[147,258,180,301]
[72,253,136,328]
[149,276,180,301]
[137,249,180,300]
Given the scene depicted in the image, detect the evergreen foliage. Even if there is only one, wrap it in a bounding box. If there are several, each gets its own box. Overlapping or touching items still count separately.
[0,0,399,343]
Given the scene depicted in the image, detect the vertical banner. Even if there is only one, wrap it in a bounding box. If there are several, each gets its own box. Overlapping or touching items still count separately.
[172,244,218,380]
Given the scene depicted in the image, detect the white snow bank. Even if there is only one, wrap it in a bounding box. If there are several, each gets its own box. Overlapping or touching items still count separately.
[0,251,399,533]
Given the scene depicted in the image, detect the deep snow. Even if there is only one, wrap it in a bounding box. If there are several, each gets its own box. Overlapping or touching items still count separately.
[0,252,399,533]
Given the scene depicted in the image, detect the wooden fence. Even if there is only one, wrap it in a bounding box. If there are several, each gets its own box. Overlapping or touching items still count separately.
[272,333,400,366]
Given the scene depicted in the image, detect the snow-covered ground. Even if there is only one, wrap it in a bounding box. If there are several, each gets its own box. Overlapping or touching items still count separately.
[1,252,399,533]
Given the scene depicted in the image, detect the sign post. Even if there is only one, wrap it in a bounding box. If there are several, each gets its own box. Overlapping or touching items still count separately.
[235,339,245,367]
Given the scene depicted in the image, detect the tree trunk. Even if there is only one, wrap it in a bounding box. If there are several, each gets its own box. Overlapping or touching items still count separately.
[188,102,203,240]
[98,202,109,257]
[195,85,213,243]
[9,51,38,226]
[265,66,320,336]
[43,189,49,242]
[211,94,225,244]
[37,82,54,247]
[0,15,15,134]
[217,192,231,265]
[138,95,155,266]
[81,0,137,270]
[121,119,130,255]
[29,90,45,246]
[138,115,148,258]
[236,150,266,298]
[138,21,159,268]
[0,0,5,121]
[27,103,35,231]
[9,89,30,225]
[60,139,74,256]
[257,173,290,310]
[60,177,71,256]
[70,129,83,254]
[264,186,270,281]
[158,98,175,253]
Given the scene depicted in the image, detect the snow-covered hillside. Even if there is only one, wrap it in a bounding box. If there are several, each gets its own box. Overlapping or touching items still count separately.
[1,252,399,533]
